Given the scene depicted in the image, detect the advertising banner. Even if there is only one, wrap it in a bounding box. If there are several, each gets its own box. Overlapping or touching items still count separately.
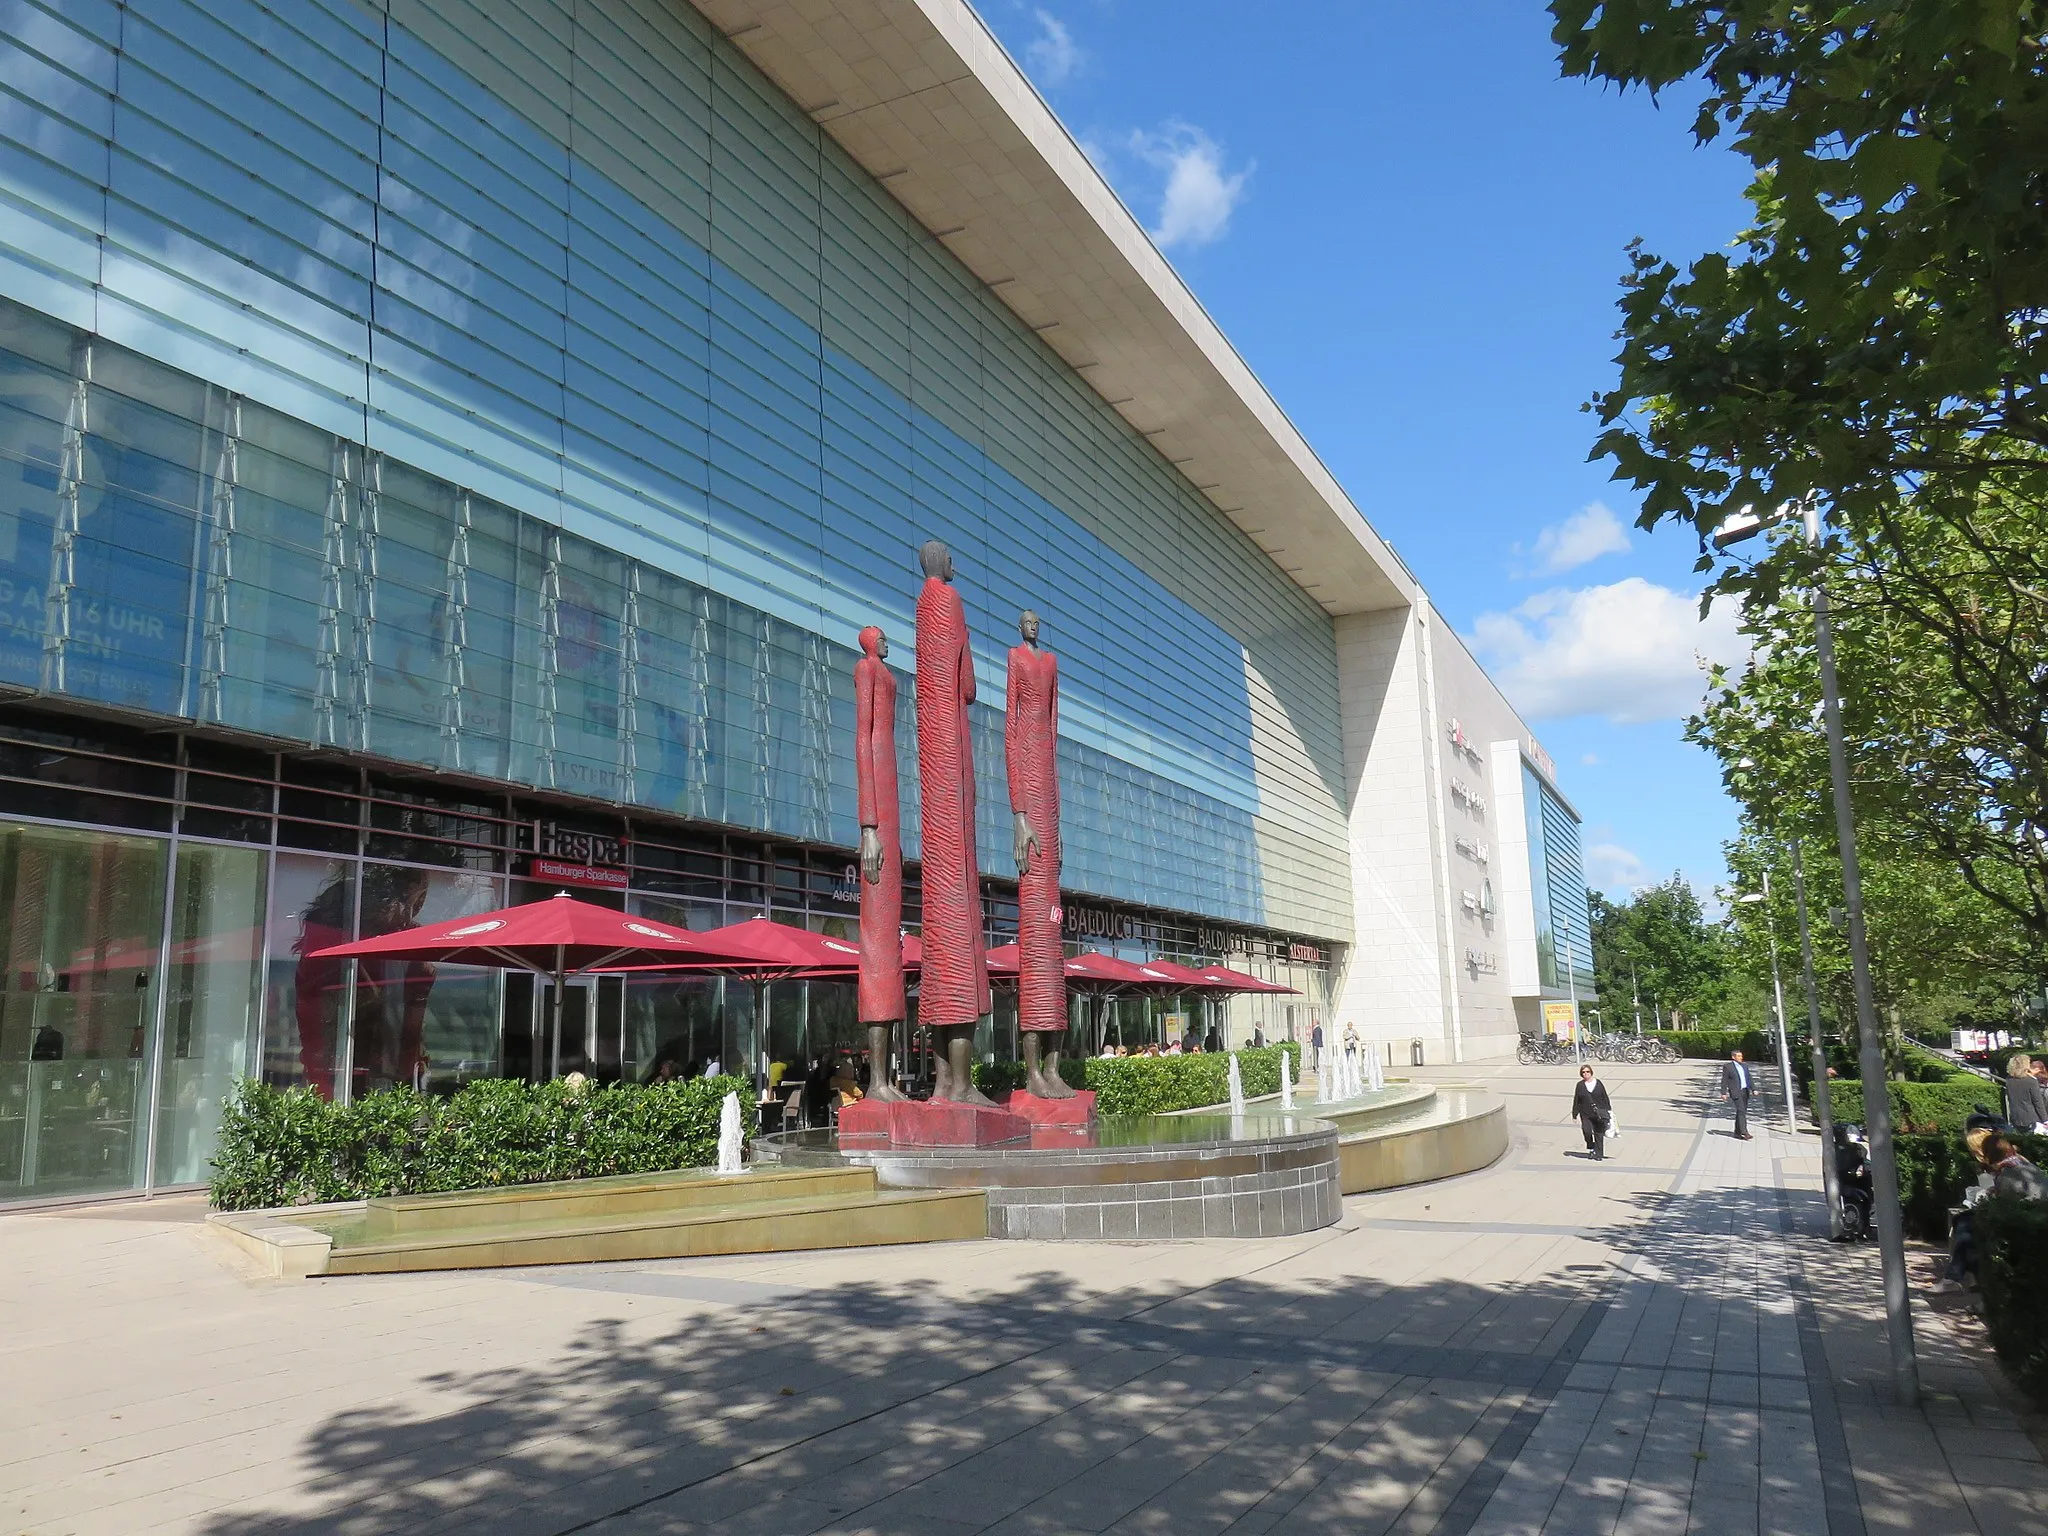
[1542,1000,1579,1041]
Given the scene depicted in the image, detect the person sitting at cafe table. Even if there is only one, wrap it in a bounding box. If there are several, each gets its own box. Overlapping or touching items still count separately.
[829,1054,865,1107]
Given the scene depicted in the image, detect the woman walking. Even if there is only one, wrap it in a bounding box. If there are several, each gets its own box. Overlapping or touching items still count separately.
[1571,1064,1613,1161]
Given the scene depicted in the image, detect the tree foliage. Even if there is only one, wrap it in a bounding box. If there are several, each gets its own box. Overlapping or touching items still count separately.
[1551,0,2048,542]
[1697,569,2048,966]
[1551,1,2048,944]
[1589,875,1737,1027]
[1718,825,2038,1060]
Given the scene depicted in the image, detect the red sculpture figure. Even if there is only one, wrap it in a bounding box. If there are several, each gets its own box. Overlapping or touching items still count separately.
[914,539,993,1103]
[854,625,907,1101]
[1008,610,1074,1098]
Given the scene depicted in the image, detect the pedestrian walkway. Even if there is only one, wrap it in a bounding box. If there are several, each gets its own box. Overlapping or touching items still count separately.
[2,1061,2041,1535]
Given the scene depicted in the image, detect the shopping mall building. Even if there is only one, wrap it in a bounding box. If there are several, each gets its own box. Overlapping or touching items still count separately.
[0,0,1590,1204]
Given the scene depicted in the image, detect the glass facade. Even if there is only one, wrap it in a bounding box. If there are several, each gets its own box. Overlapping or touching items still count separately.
[0,702,1333,1203]
[0,0,1354,940]
[0,300,1277,922]
[1522,763,1592,993]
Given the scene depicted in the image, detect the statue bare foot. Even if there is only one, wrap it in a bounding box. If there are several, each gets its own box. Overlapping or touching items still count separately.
[1035,1048,1078,1099]
[944,1029,998,1106]
[865,1024,909,1102]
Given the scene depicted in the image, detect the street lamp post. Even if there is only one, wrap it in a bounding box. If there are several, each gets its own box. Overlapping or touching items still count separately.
[1714,495,1919,1407]
[1736,873,1797,1127]
[1561,916,1583,1061]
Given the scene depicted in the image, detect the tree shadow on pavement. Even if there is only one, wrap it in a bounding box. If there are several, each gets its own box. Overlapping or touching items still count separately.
[182,1179,1914,1536]
[188,1258,1621,1536]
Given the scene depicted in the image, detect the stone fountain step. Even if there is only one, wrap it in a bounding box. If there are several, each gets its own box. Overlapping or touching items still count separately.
[318,1183,986,1275]
[358,1164,872,1237]
[208,1165,986,1277]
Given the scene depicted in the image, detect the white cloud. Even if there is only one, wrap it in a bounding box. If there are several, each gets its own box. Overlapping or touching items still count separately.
[1129,122,1251,249]
[1587,841,1652,895]
[1468,577,1746,725]
[1025,9,1082,88]
[1526,501,1631,575]
[1580,752,1599,766]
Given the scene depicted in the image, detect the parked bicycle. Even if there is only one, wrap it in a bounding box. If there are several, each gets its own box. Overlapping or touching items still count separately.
[1517,1032,1680,1066]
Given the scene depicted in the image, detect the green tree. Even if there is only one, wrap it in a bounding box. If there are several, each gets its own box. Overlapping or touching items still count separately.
[1590,875,1734,1027]
[1551,1,2048,938]
[1718,827,2033,1072]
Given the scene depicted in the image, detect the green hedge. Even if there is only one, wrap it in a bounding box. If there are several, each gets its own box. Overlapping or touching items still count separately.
[1889,1131,2048,1241]
[1646,1029,1777,1060]
[1976,1195,2048,1407]
[209,1075,757,1212]
[971,1044,1303,1116]
[1820,1078,2006,1135]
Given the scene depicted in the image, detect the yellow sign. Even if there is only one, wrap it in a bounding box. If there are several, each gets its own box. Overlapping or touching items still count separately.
[1543,1001,1578,1040]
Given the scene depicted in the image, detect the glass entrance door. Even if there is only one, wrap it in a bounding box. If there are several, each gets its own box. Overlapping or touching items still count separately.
[0,824,169,1202]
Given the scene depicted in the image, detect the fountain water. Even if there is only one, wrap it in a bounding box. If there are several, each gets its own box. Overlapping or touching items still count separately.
[1368,1049,1385,1093]
[1280,1050,1295,1111]
[1227,1054,1246,1116]
[717,1090,745,1175]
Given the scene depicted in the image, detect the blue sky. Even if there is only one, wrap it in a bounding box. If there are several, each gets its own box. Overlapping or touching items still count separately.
[980,0,1756,903]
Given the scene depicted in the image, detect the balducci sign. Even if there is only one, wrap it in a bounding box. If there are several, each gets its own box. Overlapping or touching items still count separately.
[1062,904,1134,941]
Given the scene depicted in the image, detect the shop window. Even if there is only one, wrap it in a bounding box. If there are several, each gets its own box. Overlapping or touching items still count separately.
[262,855,354,1098]
[154,842,266,1184]
[348,864,504,1098]
[0,821,169,1201]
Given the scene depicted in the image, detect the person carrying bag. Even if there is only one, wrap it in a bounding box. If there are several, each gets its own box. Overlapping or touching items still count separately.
[1571,1065,1614,1162]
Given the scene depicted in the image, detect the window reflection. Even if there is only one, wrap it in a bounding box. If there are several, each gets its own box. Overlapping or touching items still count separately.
[350,866,504,1097]
[264,855,353,1099]
[0,297,1290,929]
[155,842,266,1185]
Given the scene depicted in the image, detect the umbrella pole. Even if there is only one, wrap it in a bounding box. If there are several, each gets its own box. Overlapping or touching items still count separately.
[551,947,565,1080]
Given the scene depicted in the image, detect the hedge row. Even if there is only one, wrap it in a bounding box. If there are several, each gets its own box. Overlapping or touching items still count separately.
[209,1076,756,1212]
[1886,1131,2048,1241]
[1819,1078,2006,1136]
[1977,1195,2048,1407]
[1645,1029,1778,1060]
[972,1043,1303,1116]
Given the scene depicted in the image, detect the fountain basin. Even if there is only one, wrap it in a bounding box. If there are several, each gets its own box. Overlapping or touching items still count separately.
[755,1111,1341,1240]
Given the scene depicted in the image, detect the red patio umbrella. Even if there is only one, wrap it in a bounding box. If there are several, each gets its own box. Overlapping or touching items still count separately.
[1066,951,1171,990]
[1195,964,1298,995]
[309,893,761,1077]
[684,916,863,979]
[1137,958,1234,992]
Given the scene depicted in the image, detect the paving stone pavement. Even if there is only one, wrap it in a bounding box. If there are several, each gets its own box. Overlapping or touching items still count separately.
[3,1060,2043,1536]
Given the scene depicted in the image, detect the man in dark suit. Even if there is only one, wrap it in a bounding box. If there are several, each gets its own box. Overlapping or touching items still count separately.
[1721,1050,1755,1140]
[1571,1065,1613,1160]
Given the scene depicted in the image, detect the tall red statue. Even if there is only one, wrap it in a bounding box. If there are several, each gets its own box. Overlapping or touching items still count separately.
[854,624,907,1101]
[1007,610,1074,1098]
[914,539,993,1104]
